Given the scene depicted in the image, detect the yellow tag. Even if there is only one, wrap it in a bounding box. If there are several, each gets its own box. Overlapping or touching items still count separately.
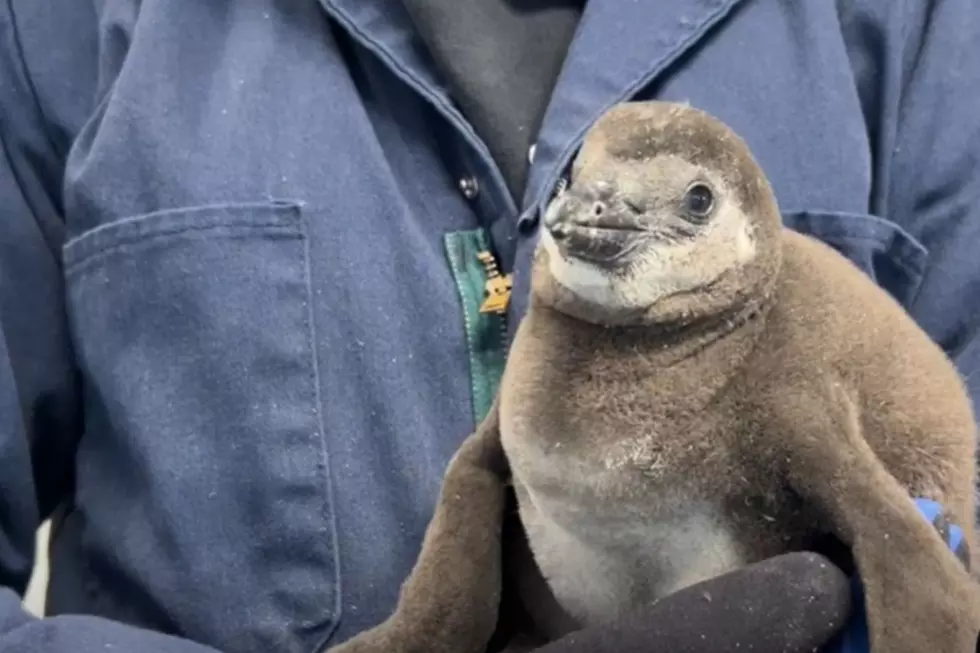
[476,250,512,314]
[480,274,513,314]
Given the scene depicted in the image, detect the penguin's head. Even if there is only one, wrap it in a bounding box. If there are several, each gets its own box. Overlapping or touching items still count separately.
[533,101,783,327]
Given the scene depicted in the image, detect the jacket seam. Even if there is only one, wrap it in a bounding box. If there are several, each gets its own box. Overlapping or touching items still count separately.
[2,0,62,159]
[0,0,69,264]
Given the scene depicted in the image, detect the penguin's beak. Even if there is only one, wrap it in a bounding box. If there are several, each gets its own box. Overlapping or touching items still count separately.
[544,182,651,268]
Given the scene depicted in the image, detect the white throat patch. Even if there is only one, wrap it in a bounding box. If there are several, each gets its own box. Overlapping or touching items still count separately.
[541,198,756,311]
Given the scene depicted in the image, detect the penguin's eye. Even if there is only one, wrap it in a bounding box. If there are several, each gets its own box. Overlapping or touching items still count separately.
[682,183,714,222]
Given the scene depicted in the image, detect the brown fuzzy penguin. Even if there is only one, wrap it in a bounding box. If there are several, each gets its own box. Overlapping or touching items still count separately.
[326,101,980,653]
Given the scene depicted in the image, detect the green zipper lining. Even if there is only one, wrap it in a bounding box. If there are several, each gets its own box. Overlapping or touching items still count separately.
[444,229,508,426]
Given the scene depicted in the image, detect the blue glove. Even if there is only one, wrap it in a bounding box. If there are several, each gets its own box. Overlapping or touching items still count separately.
[824,498,969,653]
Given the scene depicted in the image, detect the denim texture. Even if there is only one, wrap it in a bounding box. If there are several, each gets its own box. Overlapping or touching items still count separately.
[0,1,978,652]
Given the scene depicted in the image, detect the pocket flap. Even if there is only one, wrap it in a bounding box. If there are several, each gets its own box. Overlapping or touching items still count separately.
[63,200,304,272]
[782,210,929,308]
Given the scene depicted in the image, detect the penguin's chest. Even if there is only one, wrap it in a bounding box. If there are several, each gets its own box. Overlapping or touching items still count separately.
[512,477,749,628]
[500,397,791,629]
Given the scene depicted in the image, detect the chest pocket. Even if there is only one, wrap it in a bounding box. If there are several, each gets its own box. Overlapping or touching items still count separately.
[59,201,339,653]
[782,210,929,310]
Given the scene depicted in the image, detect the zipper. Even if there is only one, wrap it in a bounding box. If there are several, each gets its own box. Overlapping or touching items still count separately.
[477,250,513,316]
[477,249,511,346]
[474,174,566,343]
[444,230,509,425]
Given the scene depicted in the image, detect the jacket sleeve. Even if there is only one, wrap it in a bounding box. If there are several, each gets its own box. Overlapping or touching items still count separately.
[0,3,225,651]
[854,0,980,410]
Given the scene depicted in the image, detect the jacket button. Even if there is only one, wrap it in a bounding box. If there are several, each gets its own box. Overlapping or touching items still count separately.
[458,176,480,200]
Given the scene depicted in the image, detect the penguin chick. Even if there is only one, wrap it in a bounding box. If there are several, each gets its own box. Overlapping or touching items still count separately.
[499,100,980,652]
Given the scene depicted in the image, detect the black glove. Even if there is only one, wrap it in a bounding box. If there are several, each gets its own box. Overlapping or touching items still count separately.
[528,552,851,653]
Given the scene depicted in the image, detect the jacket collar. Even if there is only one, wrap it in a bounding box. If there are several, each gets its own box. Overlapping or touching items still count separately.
[523,0,747,218]
[318,0,746,219]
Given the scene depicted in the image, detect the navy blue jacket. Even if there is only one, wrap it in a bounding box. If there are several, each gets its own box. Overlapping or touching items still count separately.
[1,1,979,652]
